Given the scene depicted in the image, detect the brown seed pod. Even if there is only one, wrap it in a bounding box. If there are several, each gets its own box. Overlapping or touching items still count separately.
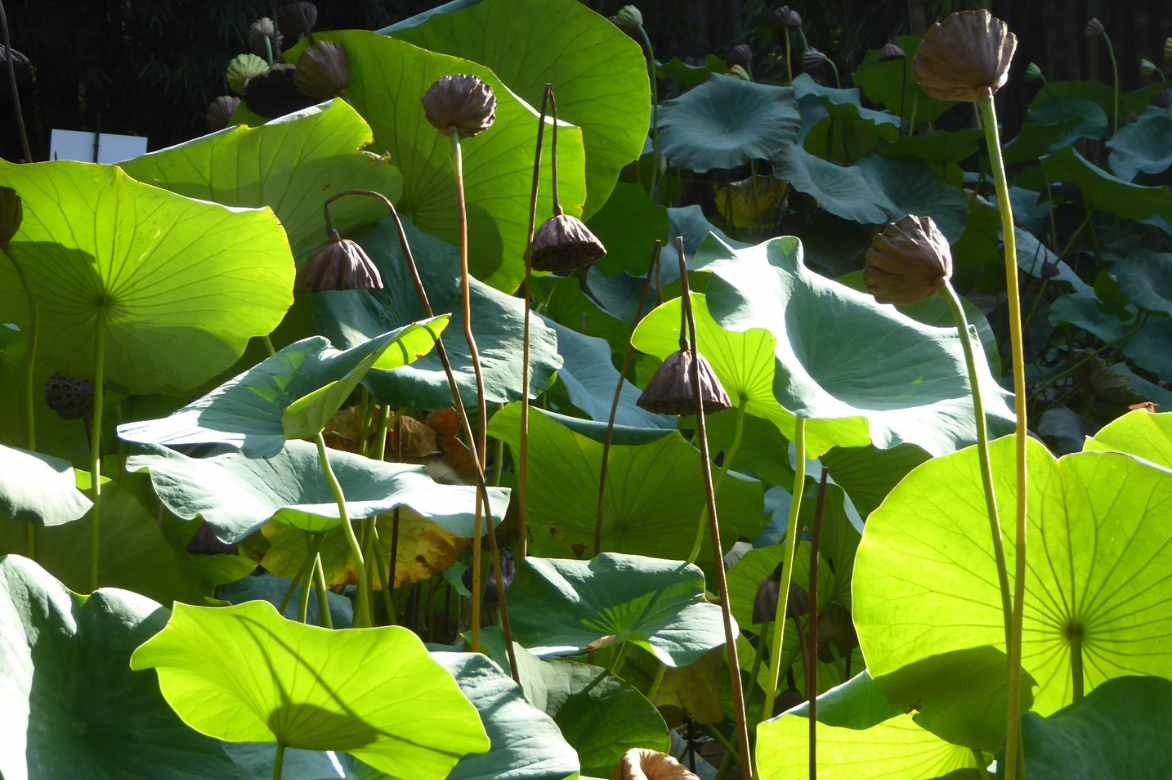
[1084,17,1105,39]
[44,372,94,420]
[294,41,350,100]
[879,41,906,62]
[752,572,809,623]
[636,349,731,416]
[296,238,384,292]
[610,748,699,780]
[529,213,607,273]
[913,9,1017,102]
[770,5,802,32]
[727,44,753,70]
[801,47,835,84]
[277,1,318,41]
[248,17,284,59]
[244,64,317,118]
[864,215,953,305]
[422,74,497,138]
[206,96,241,131]
[0,186,21,248]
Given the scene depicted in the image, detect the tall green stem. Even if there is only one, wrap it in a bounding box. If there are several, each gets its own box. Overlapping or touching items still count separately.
[637,25,661,203]
[763,416,806,721]
[89,325,106,592]
[783,30,793,84]
[977,90,1028,780]
[686,400,746,564]
[1070,627,1084,703]
[1101,32,1120,133]
[272,743,285,780]
[8,257,39,560]
[942,281,1011,642]
[315,433,372,627]
[313,553,332,629]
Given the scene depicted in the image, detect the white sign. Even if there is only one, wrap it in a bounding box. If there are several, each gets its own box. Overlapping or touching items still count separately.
[49,129,148,164]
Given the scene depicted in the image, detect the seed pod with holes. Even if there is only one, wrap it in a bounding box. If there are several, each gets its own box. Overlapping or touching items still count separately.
[45,373,94,420]
[637,349,731,415]
[422,74,497,138]
[864,215,953,305]
[297,237,384,292]
[913,10,1017,101]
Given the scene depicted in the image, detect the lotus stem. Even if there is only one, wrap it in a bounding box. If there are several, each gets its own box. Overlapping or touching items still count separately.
[784,29,793,84]
[1100,30,1120,133]
[313,553,332,628]
[0,0,31,162]
[88,324,106,592]
[8,257,38,560]
[272,743,285,780]
[315,432,372,627]
[942,281,1011,642]
[595,240,663,555]
[262,335,276,356]
[686,399,745,564]
[387,411,402,622]
[807,469,828,780]
[647,660,667,702]
[676,235,751,780]
[1070,626,1084,702]
[898,59,908,135]
[977,90,1028,780]
[636,25,662,203]
[298,561,313,624]
[520,85,554,561]
[763,415,806,721]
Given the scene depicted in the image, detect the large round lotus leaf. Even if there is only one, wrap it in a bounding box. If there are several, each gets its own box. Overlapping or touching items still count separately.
[382,0,649,216]
[1049,291,1172,380]
[1085,409,1172,469]
[691,234,1014,458]
[0,555,239,780]
[853,35,955,127]
[821,443,929,520]
[126,438,507,543]
[854,436,1172,746]
[288,31,586,292]
[433,651,581,780]
[261,507,471,590]
[221,573,354,629]
[1022,676,1172,779]
[793,73,900,130]
[312,217,561,410]
[544,317,673,430]
[121,100,402,258]
[0,444,91,526]
[1108,106,1172,181]
[1042,145,1172,222]
[0,160,294,393]
[771,148,968,239]
[879,128,984,164]
[0,476,210,604]
[656,74,801,173]
[487,404,765,565]
[129,600,490,775]
[508,553,733,668]
[1036,81,1169,123]
[118,320,447,458]
[1104,248,1172,317]
[1004,95,1107,165]
[587,181,669,276]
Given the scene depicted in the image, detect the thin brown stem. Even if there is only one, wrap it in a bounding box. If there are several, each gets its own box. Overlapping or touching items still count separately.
[807,469,828,780]
[676,236,750,780]
[594,241,663,555]
[549,90,561,215]
[0,0,31,162]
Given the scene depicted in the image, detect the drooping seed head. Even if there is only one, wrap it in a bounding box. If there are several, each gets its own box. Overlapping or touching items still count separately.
[277,1,318,41]
[1083,17,1105,39]
[244,64,316,118]
[294,41,350,100]
[206,96,241,131]
[771,5,802,32]
[913,10,1017,102]
[248,17,283,59]
[864,215,953,305]
[801,47,834,84]
[611,748,699,780]
[636,348,731,416]
[727,44,753,70]
[422,74,497,138]
[0,186,21,248]
[879,41,906,62]
[296,237,384,292]
[530,213,607,273]
[611,5,644,36]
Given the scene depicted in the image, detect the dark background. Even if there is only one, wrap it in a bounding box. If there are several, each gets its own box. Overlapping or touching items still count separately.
[1,0,1169,162]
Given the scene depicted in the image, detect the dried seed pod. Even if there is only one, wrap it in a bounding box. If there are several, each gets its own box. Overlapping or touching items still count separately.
[727,44,753,70]
[296,237,384,291]
[186,522,238,556]
[816,603,858,662]
[206,96,241,131]
[1084,17,1105,39]
[277,1,318,41]
[294,41,350,100]
[226,53,269,96]
[913,10,1017,101]
[44,372,94,420]
[611,5,644,36]
[637,349,731,415]
[422,74,497,137]
[879,41,906,62]
[770,5,802,32]
[0,186,21,247]
[530,212,607,273]
[864,215,953,305]
[610,748,699,780]
[244,64,316,118]
[248,17,283,59]
[801,47,834,83]
[752,574,810,623]
[1154,89,1172,109]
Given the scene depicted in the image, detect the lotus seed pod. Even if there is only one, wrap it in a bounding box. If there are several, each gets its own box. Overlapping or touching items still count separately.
[913,10,1017,101]
[611,5,644,36]
[277,1,318,41]
[1154,89,1172,109]
[206,96,241,131]
[1140,58,1160,80]
[44,372,94,420]
[610,748,699,780]
[422,74,497,138]
[296,237,384,292]
[244,64,316,118]
[248,17,283,59]
[801,47,834,83]
[530,212,607,273]
[879,41,906,62]
[294,41,350,100]
[637,349,731,416]
[770,5,802,32]
[226,53,269,96]
[1024,62,1045,83]
[727,44,753,70]
[186,522,238,556]
[1084,17,1105,39]
[864,215,953,305]
[0,186,21,247]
